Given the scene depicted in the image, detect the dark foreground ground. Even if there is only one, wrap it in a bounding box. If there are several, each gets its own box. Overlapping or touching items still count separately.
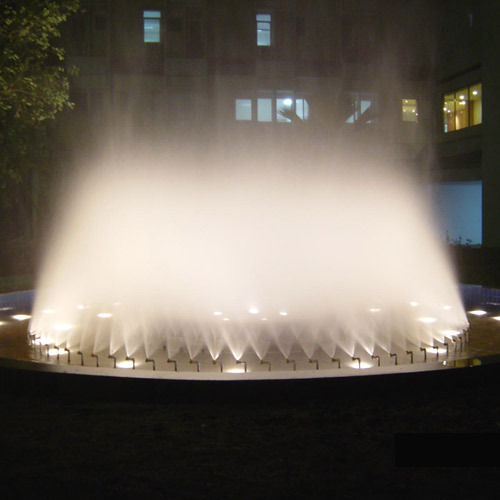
[0,366,499,500]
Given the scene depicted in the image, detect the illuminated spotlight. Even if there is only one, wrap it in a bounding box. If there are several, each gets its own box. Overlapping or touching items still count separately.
[409,301,419,307]
[493,316,500,322]
[283,98,293,106]
[350,360,372,370]
[213,311,223,316]
[76,304,87,310]
[418,317,437,324]
[0,306,13,311]
[117,360,135,369]
[223,317,230,321]
[443,305,452,310]
[42,309,56,314]
[48,348,63,356]
[248,307,259,315]
[279,311,288,316]
[97,312,113,318]
[11,314,31,321]
[261,317,268,321]
[369,308,381,313]
[468,310,487,316]
[226,367,246,374]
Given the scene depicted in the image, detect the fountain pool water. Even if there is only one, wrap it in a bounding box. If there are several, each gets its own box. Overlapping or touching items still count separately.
[29,150,469,375]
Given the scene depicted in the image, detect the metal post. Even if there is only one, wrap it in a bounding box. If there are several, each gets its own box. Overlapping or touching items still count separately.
[331,358,341,369]
[433,345,439,360]
[77,351,84,366]
[352,356,361,369]
[406,350,414,364]
[108,354,117,368]
[286,359,296,371]
[145,358,156,371]
[65,347,71,364]
[420,346,427,362]
[167,358,177,372]
[189,359,200,372]
[236,360,247,373]
[309,359,319,370]
[260,360,271,371]
[390,353,398,365]
[465,328,470,343]
[371,354,380,367]
[91,353,99,367]
[212,360,223,372]
[126,356,135,369]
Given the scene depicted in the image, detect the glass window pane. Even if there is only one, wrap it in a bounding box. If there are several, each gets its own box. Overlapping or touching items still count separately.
[144,19,160,42]
[257,31,270,46]
[401,98,418,122]
[455,88,468,130]
[257,98,272,122]
[256,13,271,46]
[235,99,252,120]
[295,99,309,120]
[469,83,482,125]
[443,93,455,132]
[276,97,293,122]
[144,10,161,18]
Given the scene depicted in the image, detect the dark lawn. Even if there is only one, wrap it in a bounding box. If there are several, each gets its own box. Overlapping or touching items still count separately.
[0,371,499,500]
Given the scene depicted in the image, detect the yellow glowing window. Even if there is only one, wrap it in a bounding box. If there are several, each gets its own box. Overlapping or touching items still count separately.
[443,83,481,133]
[402,99,418,122]
[470,83,482,125]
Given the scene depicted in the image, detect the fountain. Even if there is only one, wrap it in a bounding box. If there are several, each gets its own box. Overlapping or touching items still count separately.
[28,147,468,376]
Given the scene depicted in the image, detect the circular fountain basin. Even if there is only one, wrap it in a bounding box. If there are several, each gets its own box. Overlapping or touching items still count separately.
[1,290,499,391]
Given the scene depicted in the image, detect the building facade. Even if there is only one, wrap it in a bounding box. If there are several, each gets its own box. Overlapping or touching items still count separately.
[57,0,498,247]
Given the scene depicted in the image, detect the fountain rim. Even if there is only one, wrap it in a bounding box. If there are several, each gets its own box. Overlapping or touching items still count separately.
[1,288,498,383]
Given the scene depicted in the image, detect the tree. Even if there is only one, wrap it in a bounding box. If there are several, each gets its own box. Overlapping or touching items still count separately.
[0,0,80,123]
[0,0,79,246]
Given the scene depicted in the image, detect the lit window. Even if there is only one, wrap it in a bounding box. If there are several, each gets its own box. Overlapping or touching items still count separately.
[235,94,309,123]
[276,97,293,122]
[257,98,272,122]
[345,94,375,124]
[469,83,482,125]
[295,99,309,120]
[402,99,418,122]
[144,10,161,43]
[443,83,481,133]
[235,99,252,120]
[256,13,271,46]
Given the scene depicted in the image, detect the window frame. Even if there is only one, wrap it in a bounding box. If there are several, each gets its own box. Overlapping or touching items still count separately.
[442,83,482,133]
[401,98,418,123]
[143,10,162,44]
[256,12,272,47]
[234,92,309,123]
